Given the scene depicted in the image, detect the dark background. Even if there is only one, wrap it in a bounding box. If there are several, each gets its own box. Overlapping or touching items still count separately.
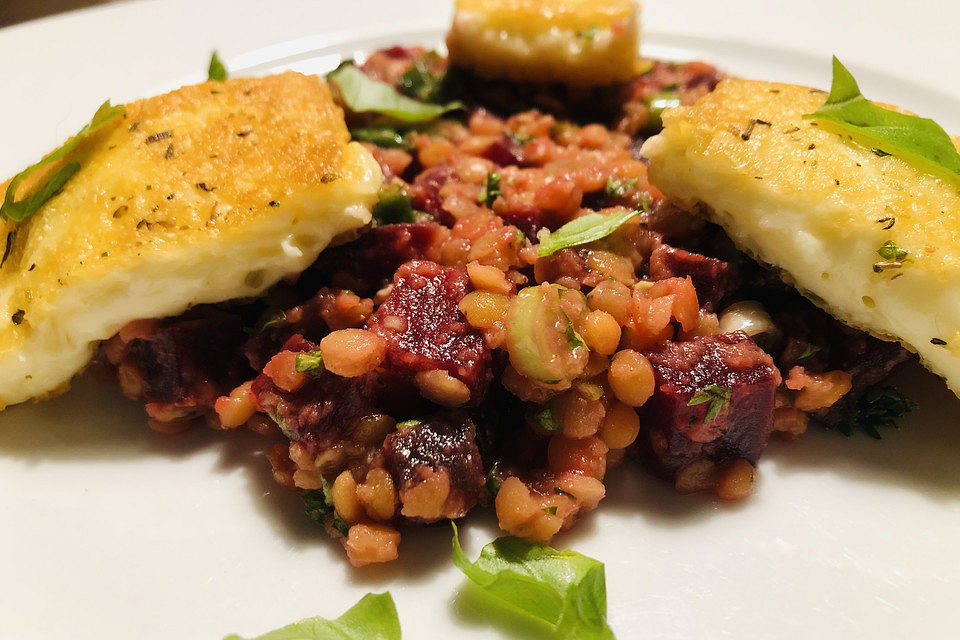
[0,0,119,27]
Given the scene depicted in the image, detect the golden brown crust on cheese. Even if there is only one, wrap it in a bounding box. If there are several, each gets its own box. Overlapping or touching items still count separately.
[642,78,960,395]
[0,71,381,408]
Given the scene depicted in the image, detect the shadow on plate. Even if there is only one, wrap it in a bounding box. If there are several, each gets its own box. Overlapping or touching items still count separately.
[0,363,958,560]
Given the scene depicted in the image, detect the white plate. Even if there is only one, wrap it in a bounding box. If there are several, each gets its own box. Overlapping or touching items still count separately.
[2,2,960,638]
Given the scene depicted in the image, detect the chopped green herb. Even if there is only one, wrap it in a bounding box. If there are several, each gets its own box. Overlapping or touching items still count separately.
[687,384,732,423]
[478,172,502,207]
[372,183,417,225]
[294,349,325,376]
[575,381,603,402]
[797,344,822,361]
[604,176,639,199]
[398,58,443,103]
[645,91,682,132]
[349,126,412,149]
[328,63,463,124]
[877,240,909,262]
[578,25,599,40]
[302,480,334,521]
[804,56,960,184]
[1,100,125,222]
[507,131,534,145]
[485,461,504,496]
[451,523,614,640]
[396,418,422,430]
[222,592,401,640]
[207,50,228,82]
[563,312,588,351]
[260,311,286,332]
[543,506,559,515]
[268,408,297,440]
[332,515,350,537]
[537,209,639,257]
[838,386,917,439]
[534,408,562,432]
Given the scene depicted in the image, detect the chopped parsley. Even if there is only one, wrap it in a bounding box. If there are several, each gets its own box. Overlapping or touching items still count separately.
[302,479,334,521]
[294,349,325,376]
[578,25,599,40]
[534,408,562,432]
[542,506,559,515]
[372,183,417,224]
[687,384,732,422]
[604,176,639,199]
[838,386,917,439]
[478,172,502,207]
[877,240,909,262]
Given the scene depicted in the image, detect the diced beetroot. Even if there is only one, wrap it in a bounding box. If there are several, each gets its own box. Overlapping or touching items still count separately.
[310,223,446,294]
[250,335,378,452]
[409,165,457,224]
[497,202,545,239]
[120,307,250,413]
[481,137,527,167]
[649,244,731,310]
[382,412,484,497]
[638,332,781,476]
[368,260,491,401]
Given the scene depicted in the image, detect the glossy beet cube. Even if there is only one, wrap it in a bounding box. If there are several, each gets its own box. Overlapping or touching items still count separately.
[368,260,491,401]
[649,244,731,311]
[639,331,781,476]
[250,335,377,453]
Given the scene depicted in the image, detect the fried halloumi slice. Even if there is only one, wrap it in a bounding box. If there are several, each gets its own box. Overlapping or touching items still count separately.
[446,0,642,86]
[642,78,960,395]
[0,71,381,409]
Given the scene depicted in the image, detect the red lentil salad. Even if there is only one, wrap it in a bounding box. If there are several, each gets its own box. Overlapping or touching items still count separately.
[98,46,915,567]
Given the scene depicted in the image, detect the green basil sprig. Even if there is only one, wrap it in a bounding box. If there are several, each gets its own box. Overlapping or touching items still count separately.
[537,209,639,257]
[208,50,228,82]
[1,100,125,222]
[223,592,401,640]
[803,56,960,183]
[328,64,463,124]
[451,523,615,639]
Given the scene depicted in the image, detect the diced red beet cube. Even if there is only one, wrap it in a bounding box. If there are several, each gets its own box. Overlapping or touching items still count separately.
[368,260,491,402]
[121,307,249,412]
[649,244,731,310]
[382,411,484,501]
[409,165,457,224]
[310,222,446,294]
[481,137,527,167]
[250,335,378,452]
[497,201,545,239]
[638,332,781,476]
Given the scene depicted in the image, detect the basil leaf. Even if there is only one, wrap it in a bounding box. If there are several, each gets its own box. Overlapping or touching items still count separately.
[349,127,412,149]
[537,209,639,257]
[208,50,228,82]
[803,56,960,183]
[1,100,125,222]
[223,592,401,640]
[328,64,463,124]
[451,523,614,639]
